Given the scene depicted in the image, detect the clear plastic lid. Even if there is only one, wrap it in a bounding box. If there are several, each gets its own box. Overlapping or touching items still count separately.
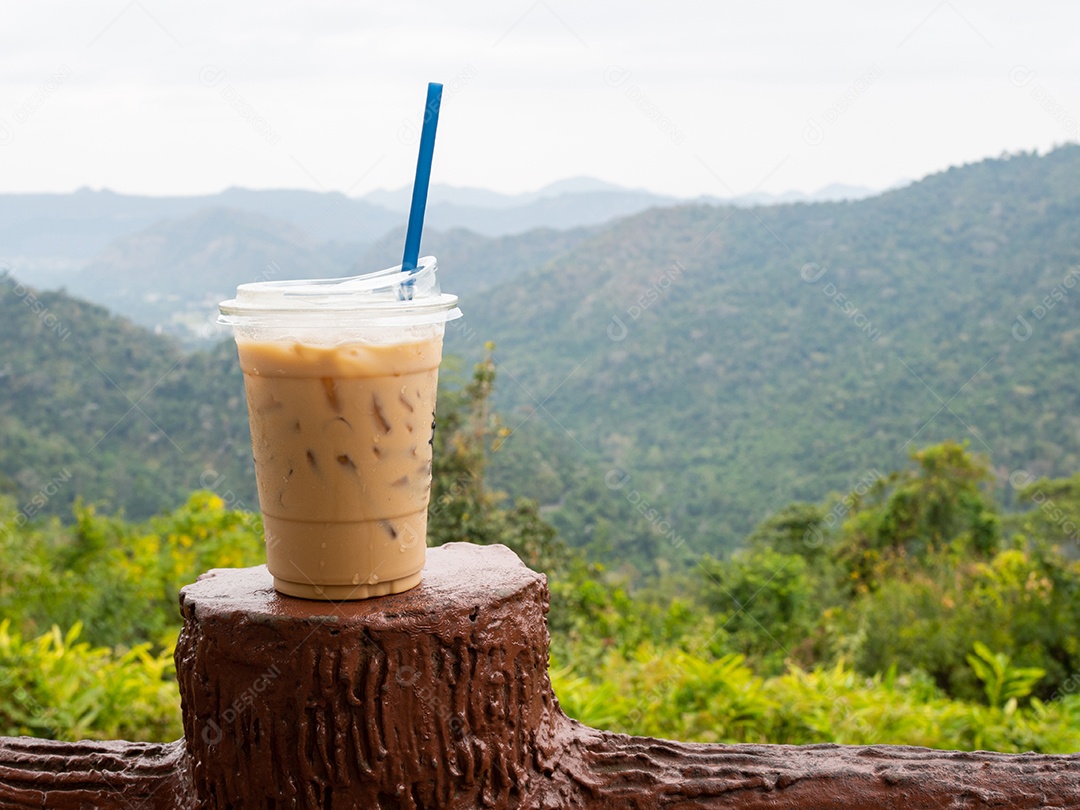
[218,256,461,327]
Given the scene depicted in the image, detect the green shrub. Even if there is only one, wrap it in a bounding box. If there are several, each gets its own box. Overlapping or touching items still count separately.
[0,492,264,647]
[552,646,1080,753]
[0,620,180,741]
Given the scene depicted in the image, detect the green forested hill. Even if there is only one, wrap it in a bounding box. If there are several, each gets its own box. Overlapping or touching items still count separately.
[0,281,251,519]
[3,147,1080,573]
[459,146,1080,565]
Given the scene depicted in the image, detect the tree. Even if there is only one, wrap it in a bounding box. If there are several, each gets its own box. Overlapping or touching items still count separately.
[835,441,1001,593]
[428,345,565,572]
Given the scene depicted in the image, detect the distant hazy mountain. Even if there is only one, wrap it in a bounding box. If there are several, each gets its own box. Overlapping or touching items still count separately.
[698,182,884,208]
[422,190,673,237]
[0,179,677,292]
[365,177,883,212]
[0,178,889,294]
[358,178,676,237]
[0,188,401,289]
[59,208,597,345]
[66,208,347,342]
[363,176,635,211]
[756,182,882,204]
[0,174,891,350]
[360,177,883,233]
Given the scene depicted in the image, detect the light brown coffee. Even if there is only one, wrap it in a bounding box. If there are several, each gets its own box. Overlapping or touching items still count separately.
[236,334,443,599]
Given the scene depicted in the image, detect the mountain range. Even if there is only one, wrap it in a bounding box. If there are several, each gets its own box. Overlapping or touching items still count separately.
[2,149,1071,571]
[1,176,881,347]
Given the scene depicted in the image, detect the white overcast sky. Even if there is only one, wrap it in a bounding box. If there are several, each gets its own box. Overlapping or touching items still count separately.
[1,1,1078,199]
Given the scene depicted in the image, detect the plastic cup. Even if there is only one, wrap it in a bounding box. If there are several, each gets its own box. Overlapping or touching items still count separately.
[218,257,460,600]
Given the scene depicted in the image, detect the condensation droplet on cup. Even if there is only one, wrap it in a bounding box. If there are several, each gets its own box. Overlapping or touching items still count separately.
[399,544,407,553]
[351,573,361,585]
[321,542,327,548]
[371,574,379,583]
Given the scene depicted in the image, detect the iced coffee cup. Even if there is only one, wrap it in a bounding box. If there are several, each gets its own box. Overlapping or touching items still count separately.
[218,257,460,600]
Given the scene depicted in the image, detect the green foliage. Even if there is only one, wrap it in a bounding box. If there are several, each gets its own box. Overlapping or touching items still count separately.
[6,341,1080,755]
[746,502,829,560]
[836,441,1001,593]
[966,641,1045,710]
[698,549,819,674]
[429,344,567,573]
[0,491,264,647]
[0,619,179,741]
[546,438,1080,752]
[550,647,1080,753]
[0,278,256,522]
[10,155,1080,758]
[0,488,262,741]
[1008,472,1080,556]
[812,444,1080,701]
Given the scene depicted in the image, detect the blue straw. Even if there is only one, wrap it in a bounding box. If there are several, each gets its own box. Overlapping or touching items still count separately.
[401,82,443,276]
